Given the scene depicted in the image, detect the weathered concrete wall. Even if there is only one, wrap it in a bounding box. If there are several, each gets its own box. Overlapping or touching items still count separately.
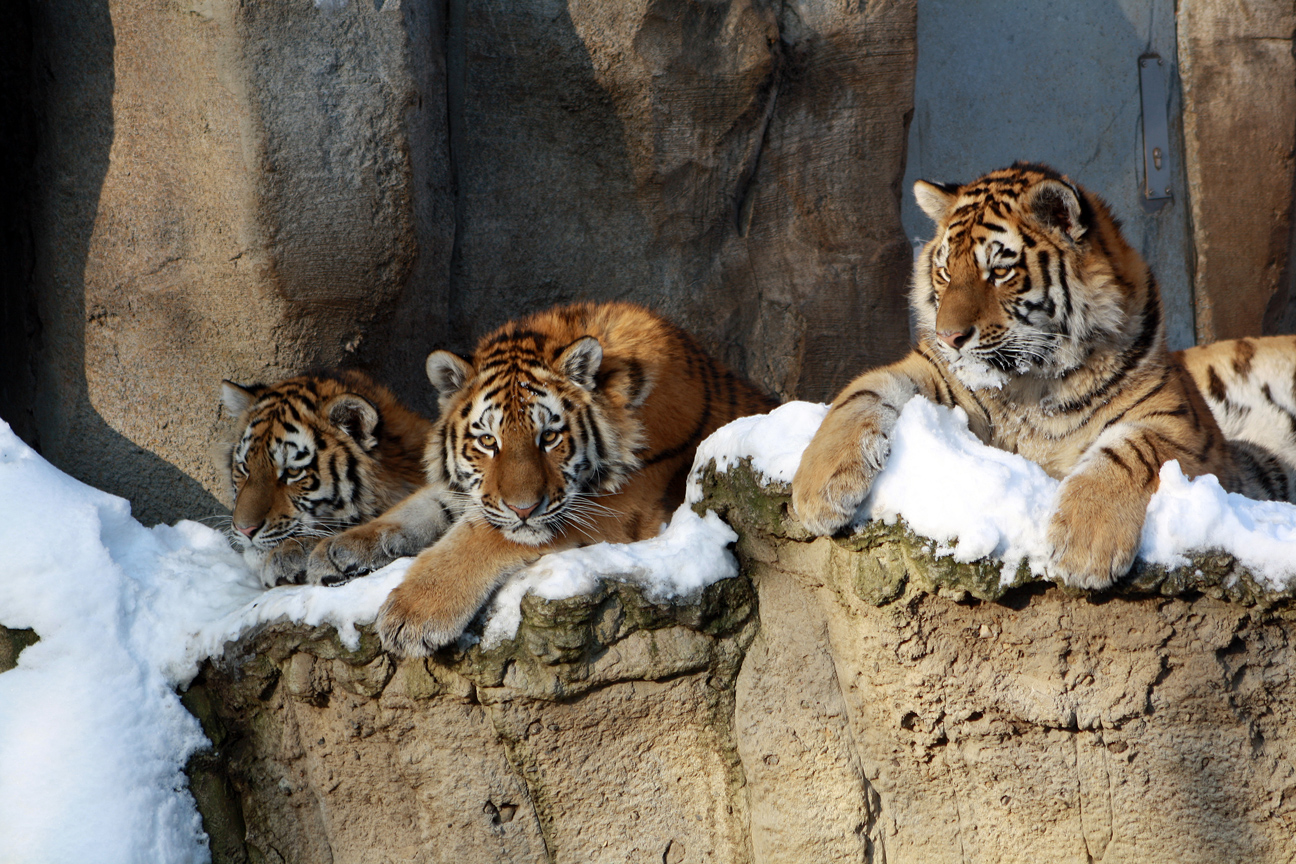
[185,464,1296,863]
[1178,0,1296,340]
[10,0,916,525]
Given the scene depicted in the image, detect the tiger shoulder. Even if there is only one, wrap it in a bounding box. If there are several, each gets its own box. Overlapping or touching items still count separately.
[792,162,1296,591]
[309,301,777,656]
[216,369,433,587]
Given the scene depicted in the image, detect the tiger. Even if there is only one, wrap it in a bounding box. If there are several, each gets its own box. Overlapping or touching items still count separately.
[306,302,776,656]
[217,370,433,587]
[1177,336,1296,500]
[791,162,1296,590]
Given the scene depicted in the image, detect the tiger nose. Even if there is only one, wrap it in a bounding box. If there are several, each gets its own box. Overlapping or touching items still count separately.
[506,499,541,520]
[235,520,263,538]
[938,326,976,350]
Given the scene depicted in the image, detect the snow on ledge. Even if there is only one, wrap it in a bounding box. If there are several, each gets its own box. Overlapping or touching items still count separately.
[690,396,1296,590]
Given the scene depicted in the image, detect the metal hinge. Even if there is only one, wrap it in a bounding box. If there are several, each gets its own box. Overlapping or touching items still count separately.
[1139,53,1173,209]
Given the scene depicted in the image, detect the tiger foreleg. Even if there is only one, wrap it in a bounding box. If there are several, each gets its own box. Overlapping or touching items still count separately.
[305,483,461,586]
[376,519,569,657]
[791,364,926,536]
[1046,424,1159,590]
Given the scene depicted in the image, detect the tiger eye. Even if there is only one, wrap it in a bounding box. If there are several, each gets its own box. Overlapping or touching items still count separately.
[479,434,497,449]
[991,266,1012,279]
[541,430,560,445]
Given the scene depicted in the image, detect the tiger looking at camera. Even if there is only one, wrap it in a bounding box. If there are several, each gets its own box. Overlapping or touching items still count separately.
[791,163,1296,590]
[217,370,432,587]
[306,302,776,656]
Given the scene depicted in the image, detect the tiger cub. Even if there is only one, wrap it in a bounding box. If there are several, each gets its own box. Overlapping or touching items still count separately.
[791,163,1296,589]
[1177,336,1296,500]
[218,370,432,587]
[308,302,776,656]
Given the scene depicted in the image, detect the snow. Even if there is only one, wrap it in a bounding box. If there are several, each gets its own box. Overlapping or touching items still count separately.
[2,392,1296,860]
[479,507,737,648]
[685,400,830,503]
[688,395,1296,587]
[862,398,1057,582]
[0,423,411,863]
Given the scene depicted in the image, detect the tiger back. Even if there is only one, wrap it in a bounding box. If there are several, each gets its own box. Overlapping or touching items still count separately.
[1176,336,1296,501]
[310,302,776,655]
[792,163,1295,591]
[218,370,432,586]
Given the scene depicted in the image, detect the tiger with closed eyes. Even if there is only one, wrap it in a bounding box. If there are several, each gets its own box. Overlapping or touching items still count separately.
[792,163,1296,589]
[307,302,776,656]
[217,371,433,587]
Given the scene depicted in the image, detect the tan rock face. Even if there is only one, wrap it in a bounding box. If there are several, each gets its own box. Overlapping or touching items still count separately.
[13,0,914,524]
[188,465,1296,863]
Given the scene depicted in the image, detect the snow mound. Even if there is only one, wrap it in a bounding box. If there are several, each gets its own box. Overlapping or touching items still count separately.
[479,507,737,648]
[691,396,1296,588]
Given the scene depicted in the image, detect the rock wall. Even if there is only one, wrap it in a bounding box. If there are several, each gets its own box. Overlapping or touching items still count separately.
[1178,0,1296,339]
[6,0,916,525]
[186,464,1296,863]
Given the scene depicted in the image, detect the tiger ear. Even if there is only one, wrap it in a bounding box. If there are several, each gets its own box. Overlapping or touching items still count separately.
[425,350,474,396]
[221,380,259,416]
[913,180,960,223]
[324,394,380,451]
[1026,179,1087,241]
[557,336,603,391]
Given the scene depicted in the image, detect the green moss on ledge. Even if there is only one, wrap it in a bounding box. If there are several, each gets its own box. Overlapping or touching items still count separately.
[693,457,1294,608]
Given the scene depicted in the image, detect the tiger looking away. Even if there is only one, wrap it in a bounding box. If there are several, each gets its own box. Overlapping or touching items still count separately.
[217,371,433,587]
[791,163,1296,590]
[306,302,777,656]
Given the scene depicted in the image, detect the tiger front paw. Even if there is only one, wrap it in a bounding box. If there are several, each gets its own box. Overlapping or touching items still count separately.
[375,535,519,657]
[1045,476,1146,591]
[257,538,315,587]
[306,521,406,586]
[790,431,889,536]
[375,578,475,658]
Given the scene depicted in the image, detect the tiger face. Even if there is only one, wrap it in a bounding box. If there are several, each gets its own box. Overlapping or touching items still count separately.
[912,165,1129,391]
[424,332,645,547]
[218,372,430,560]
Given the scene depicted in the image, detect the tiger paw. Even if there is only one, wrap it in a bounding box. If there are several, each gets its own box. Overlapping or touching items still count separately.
[374,534,518,657]
[790,430,890,536]
[1045,476,1145,591]
[305,521,406,586]
[257,538,315,587]
[375,578,473,658]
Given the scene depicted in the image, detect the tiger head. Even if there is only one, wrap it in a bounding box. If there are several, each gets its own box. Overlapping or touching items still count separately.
[423,329,649,546]
[218,373,423,552]
[911,163,1140,391]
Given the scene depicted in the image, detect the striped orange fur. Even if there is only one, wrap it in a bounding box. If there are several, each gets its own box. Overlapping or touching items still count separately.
[217,371,432,587]
[310,302,775,655]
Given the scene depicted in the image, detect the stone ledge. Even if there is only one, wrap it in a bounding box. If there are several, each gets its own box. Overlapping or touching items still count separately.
[693,457,1289,607]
